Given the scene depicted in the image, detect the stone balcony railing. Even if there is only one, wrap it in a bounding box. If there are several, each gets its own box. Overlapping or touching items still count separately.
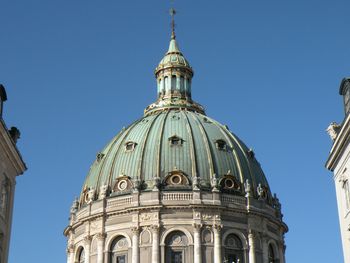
[73,191,279,222]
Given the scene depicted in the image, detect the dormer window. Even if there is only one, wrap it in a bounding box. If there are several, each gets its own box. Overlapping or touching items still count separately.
[215,139,227,151]
[169,135,183,146]
[125,141,137,152]
[203,117,212,124]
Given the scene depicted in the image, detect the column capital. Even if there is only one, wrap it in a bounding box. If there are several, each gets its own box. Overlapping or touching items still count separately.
[66,244,74,254]
[84,235,92,244]
[131,226,140,234]
[248,229,256,238]
[193,223,203,231]
[212,224,223,233]
[95,232,106,241]
[151,224,160,232]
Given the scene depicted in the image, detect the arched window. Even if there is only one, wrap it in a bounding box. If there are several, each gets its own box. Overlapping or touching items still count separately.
[78,248,85,263]
[268,244,278,263]
[165,231,188,263]
[180,77,184,93]
[165,76,169,93]
[171,75,177,91]
[224,234,244,263]
[110,236,128,263]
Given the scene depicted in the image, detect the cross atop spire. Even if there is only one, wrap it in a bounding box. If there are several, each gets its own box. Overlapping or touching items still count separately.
[169,7,176,39]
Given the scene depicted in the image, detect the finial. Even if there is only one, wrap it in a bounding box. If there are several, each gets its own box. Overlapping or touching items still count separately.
[169,7,176,39]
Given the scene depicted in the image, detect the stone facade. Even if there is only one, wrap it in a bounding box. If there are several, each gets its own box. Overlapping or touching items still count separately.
[0,84,26,263]
[326,77,350,263]
[64,189,286,263]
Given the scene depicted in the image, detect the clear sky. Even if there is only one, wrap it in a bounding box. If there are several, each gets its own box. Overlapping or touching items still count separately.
[1,0,348,262]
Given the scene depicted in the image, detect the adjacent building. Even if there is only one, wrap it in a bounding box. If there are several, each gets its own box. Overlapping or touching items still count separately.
[326,77,350,263]
[64,22,288,263]
[0,84,26,263]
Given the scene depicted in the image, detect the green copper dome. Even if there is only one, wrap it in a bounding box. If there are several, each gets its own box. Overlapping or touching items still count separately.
[81,110,271,199]
[79,33,273,205]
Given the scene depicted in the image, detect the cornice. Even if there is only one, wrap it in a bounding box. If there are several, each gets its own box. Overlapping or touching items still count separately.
[326,114,350,171]
[0,120,26,175]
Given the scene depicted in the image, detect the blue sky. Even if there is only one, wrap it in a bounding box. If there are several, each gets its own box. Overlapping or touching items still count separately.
[1,0,348,262]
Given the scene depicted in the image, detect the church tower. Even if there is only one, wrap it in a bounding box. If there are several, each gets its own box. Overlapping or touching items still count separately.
[64,11,287,263]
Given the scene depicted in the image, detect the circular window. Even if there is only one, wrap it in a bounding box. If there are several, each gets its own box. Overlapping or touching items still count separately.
[224,178,234,189]
[170,175,182,185]
[118,180,128,191]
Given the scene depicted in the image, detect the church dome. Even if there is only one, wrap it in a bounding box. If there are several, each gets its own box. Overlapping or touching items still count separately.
[79,34,273,206]
[81,111,272,203]
[66,13,287,263]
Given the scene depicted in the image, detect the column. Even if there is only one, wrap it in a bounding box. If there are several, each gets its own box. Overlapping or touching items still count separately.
[261,235,268,263]
[84,236,92,263]
[248,231,256,263]
[212,224,222,263]
[151,225,160,263]
[176,75,181,91]
[193,223,202,263]
[278,242,286,263]
[131,227,140,263]
[96,233,105,263]
[66,245,74,263]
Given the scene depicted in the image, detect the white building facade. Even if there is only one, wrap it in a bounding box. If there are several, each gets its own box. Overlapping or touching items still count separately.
[0,84,26,263]
[326,77,350,263]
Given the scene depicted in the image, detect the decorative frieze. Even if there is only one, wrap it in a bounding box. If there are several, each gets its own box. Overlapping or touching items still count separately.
[140,212,158,222]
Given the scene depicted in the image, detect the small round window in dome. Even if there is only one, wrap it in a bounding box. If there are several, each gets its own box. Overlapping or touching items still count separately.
[165,171,189,187]
[220,176,240,192]
[118,180,128,191]
[224,178,234,189]
[170,174,182,185]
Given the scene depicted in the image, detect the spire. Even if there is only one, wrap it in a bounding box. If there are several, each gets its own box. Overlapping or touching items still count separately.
[170,8,176,40]
[144,7,205,116]
[168,7,180,53]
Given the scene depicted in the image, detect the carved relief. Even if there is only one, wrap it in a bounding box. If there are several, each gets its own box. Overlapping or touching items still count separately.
[98,185,108,199]
[140,212,158,222]
[193,212,201,219]
[166,231,188,246]
[327,122,341,141]
[202,228,213,243]
[202,214,220,220]
[140,229,151,245]
[257,183,268,200]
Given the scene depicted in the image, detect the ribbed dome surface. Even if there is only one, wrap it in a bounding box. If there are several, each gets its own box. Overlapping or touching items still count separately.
[81,110,271,199]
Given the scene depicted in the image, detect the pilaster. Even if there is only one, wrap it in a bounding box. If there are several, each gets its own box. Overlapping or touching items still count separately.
[151,224,160,263]
[212,224,222,263]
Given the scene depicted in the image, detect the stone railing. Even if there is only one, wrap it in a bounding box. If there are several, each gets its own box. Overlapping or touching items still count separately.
[107,196,133,209]
[221,194,246,205]
[161,192,193,201]
[76,207,88,220]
